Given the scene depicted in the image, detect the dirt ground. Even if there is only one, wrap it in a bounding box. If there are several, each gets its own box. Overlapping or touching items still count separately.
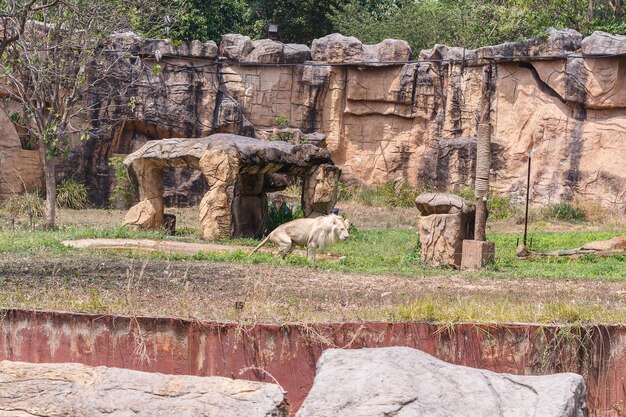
[2,249,626,323]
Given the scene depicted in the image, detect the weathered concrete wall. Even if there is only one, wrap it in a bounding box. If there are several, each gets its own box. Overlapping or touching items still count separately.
[1,309,625,416]
[1,30,625,212]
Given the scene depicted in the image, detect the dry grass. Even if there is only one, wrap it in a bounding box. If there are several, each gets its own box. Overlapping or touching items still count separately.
[2,254,626,324]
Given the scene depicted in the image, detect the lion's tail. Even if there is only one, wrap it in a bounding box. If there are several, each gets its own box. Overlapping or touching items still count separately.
[250,235,271,256]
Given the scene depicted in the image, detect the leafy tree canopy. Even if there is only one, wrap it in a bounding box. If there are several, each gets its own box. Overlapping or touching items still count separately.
[329,0,626,52]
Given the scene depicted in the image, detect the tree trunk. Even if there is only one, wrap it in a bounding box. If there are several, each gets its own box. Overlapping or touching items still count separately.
[586,0,595,23]
[43,148,57,230]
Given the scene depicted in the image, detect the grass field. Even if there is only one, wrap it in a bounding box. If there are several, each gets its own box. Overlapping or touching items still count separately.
[0,202,625,324]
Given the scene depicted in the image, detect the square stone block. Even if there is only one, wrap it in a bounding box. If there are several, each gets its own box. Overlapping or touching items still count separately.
[461,240,495,270]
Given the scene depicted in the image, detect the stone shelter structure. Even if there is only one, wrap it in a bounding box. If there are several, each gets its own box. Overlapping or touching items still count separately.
[122,134,340,240]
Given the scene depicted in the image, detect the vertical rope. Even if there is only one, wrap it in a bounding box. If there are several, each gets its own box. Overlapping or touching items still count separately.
[475,123,491,195]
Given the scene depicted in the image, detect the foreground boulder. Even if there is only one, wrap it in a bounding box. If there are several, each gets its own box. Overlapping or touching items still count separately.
[0,361,287,417]
[297,347,587,417]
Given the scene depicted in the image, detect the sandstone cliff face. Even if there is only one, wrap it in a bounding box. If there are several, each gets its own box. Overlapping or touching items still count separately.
[1,30,624,212]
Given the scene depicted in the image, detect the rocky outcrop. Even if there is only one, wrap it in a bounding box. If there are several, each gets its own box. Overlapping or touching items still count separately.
[415,193,475,268]
[123,134,340,239]
[581,31,626,55]
[0,360,287,417]
[0,109,42,199]
[1,29,625,213]
[297,347,588,417]
[311,33,363,63]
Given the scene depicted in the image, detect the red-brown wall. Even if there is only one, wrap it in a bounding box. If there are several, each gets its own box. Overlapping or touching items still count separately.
[1,309,624,415]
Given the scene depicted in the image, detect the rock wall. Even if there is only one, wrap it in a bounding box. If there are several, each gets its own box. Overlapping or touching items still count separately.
[1,29,624,212]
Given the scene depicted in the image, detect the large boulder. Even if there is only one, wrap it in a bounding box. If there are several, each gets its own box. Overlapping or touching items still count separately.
[219,34,254,61]
[311,33,363,63]
[297,347,588,417]
[284,43,312,63]
[581,31,626,55]
[363,39,412,63]
[246,39,285,63]
[0,360,287,417]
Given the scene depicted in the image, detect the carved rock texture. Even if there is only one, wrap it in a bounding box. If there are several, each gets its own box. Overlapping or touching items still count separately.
[418,213,471,268]
[0,360,287,417]
[311,33,363,63]
[0,29,625,213]
[415,192,476,215]
[0,110,42,198]
[297,347,588,417]
[415,192,475,268]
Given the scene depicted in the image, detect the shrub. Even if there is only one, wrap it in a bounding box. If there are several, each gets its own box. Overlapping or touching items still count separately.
[453,188,514,221]
[487,194,514,221]
[109,156,136,209]
[266,201,303,233]
[544,202,586,222]
[273,115,289,127]
[2,191,45,217]
[338,181,421,208]
[56,178,89,209]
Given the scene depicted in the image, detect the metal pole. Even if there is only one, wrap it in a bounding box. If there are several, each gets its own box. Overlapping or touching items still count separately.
[523,152,532,247]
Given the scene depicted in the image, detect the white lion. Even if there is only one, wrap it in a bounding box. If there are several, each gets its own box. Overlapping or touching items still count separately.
[251,214,350,260]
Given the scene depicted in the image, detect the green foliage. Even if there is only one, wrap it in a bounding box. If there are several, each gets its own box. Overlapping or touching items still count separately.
[339,181,421,208]
[273,115,289,127]
[108,157,136,209]
[543,202,587,222]
[488,194,514,221]
[56,178,89,209]
[328,0,626,52]
[2,191,44,217]
[266,201,303,233]
[243,0,344,44]
[453,188,513,221]
[132,0,248,43]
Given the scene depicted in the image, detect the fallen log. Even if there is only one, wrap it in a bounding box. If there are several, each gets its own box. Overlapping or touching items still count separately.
[521,249,624,258]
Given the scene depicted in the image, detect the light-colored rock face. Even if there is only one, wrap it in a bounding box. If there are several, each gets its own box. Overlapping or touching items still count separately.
[0,108,42,199]
[311,33,363,63]
[219,33,254,61]
[0,360,287,417]
[1,30,625,213]
[362,39,412,63]
[581,31,626,55]
[297,347,588,417]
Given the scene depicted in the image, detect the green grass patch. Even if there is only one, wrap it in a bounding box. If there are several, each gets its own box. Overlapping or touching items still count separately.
[0,224,623,280]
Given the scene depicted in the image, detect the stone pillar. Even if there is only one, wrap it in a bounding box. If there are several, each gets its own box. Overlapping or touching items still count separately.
[302,164,341,217]
[232,173,267,238]
[415,193,475,268]
[198,147,240,240]
[123,161,165,229]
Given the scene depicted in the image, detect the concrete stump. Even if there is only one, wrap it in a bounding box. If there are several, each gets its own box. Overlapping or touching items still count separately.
[415,193,475,268]
[461,239,495,269]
